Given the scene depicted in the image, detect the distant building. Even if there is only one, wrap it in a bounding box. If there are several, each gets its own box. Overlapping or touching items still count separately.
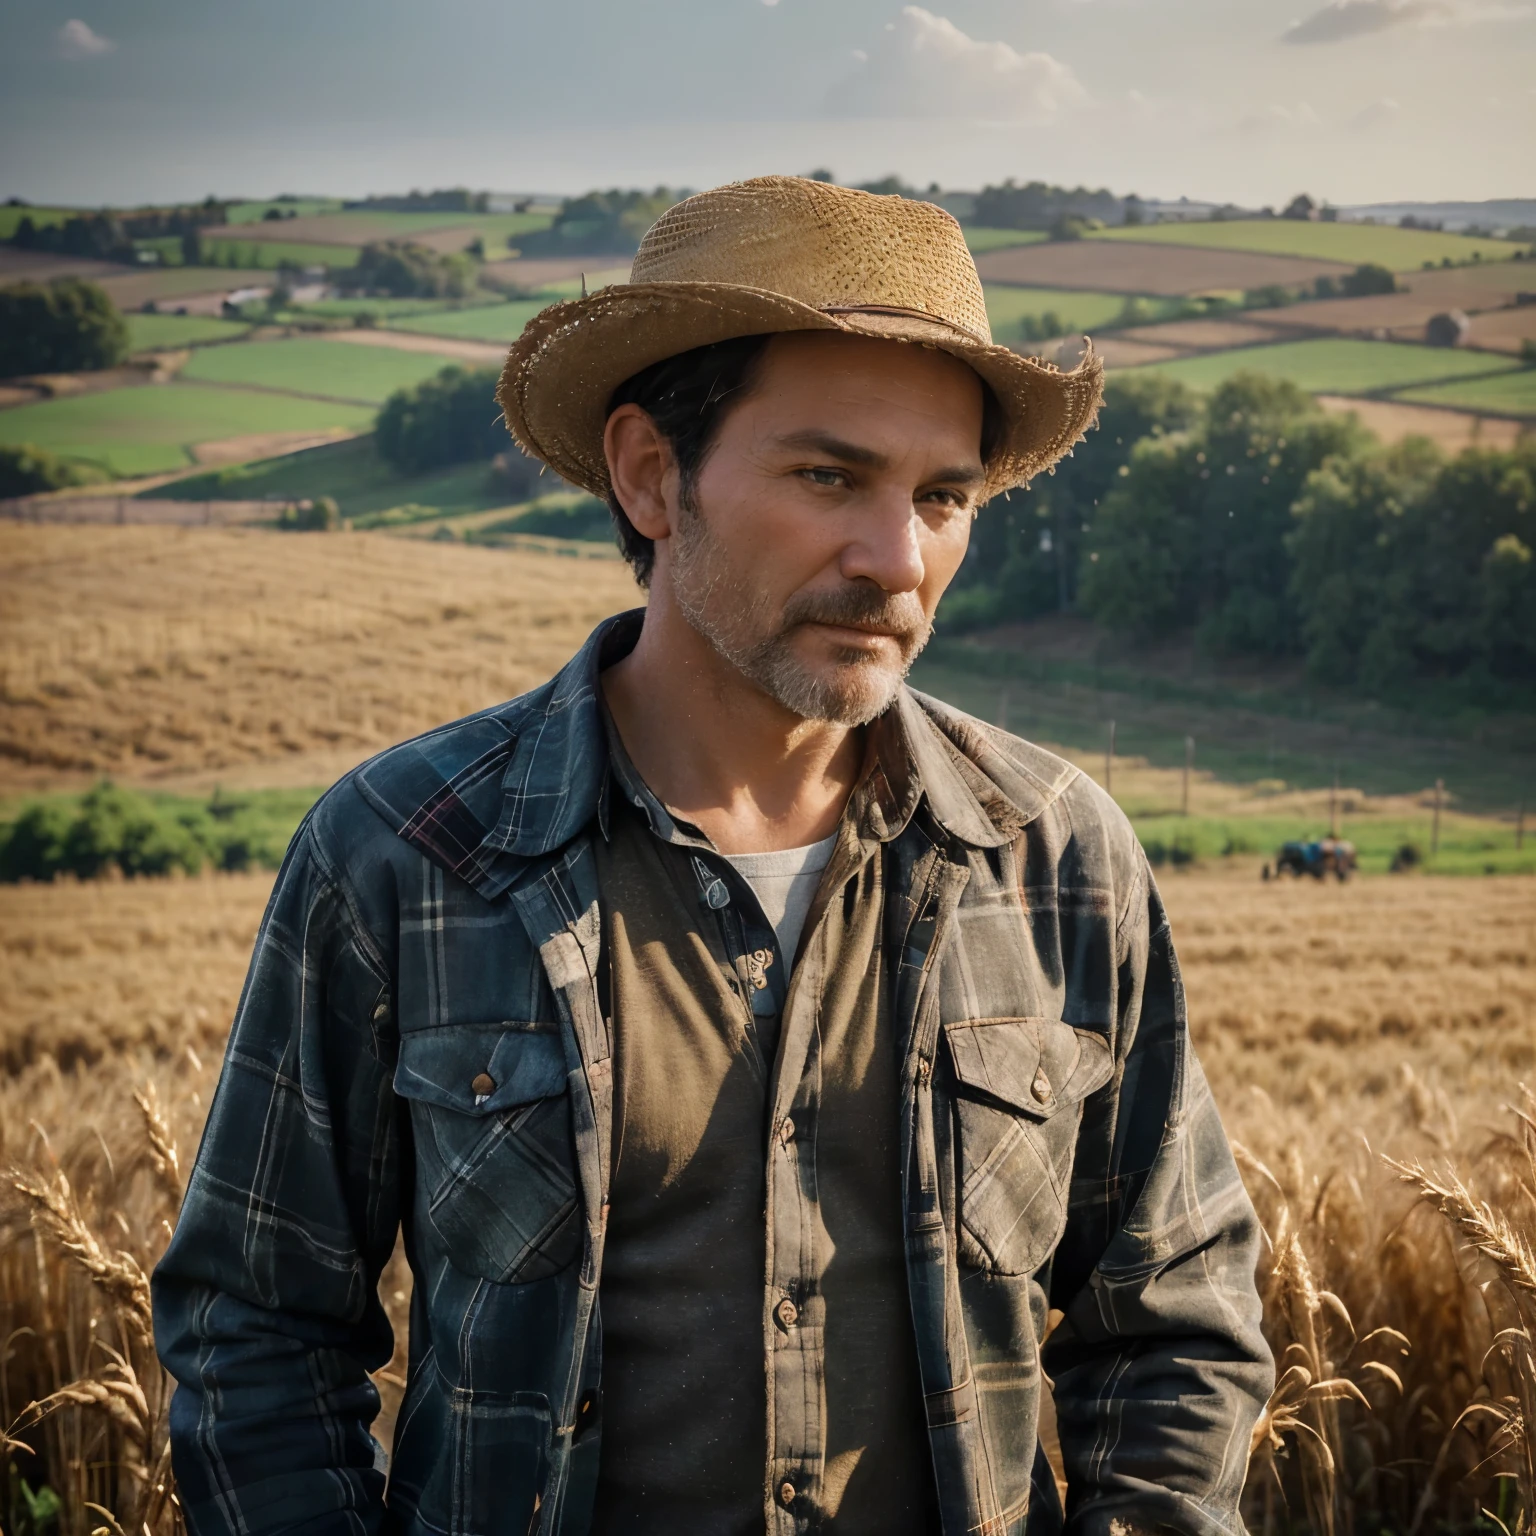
[1424,310,1471,347]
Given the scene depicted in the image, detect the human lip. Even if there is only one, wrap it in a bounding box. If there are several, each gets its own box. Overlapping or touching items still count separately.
[806,620,900,644]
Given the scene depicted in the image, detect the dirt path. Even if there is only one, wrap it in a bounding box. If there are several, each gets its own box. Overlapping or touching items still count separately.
[319,328,508,364]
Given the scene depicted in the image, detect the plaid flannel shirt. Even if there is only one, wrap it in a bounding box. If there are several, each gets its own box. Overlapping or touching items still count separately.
[153,610,1272,1536]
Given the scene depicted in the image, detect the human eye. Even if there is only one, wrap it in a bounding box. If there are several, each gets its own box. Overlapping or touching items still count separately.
[918,487,972,513]
[798,466,849,489]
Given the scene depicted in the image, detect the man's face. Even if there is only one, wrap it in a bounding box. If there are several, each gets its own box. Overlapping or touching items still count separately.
[661,331,986,726]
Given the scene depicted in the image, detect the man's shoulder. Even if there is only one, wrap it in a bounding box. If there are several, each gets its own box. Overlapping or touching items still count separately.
[302,688,545,886]
[908,688,1143,863]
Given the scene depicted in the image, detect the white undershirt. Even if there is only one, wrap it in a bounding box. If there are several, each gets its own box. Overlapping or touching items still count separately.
[720,832,839,963]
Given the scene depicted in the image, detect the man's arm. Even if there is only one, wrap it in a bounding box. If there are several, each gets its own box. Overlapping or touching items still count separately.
[1044,861,1274,1536]
[153,810,402,1535]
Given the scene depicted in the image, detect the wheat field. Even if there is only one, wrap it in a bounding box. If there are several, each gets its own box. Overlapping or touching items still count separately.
[0,524,640,794]
[3,522,1536,1533]
[3,866,1533,1531]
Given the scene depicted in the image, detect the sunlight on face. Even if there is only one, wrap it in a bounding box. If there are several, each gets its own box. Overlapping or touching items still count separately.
[665,331,986,725]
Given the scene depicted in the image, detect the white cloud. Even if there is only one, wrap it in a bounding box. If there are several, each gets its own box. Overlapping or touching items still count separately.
[826,7,1087,120]
[1350,96,1403,131]
[56,19,114,58]
[1238,100,1323,137]
[1281,0,1530,44]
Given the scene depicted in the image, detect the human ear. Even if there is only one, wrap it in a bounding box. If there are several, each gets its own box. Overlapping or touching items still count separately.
[604,404,677,542]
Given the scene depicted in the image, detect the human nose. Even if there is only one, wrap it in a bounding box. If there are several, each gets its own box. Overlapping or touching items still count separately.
[838,497,925,595]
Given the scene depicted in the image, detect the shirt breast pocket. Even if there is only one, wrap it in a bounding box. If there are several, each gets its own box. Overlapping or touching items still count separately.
[395,1023,583,1284]
[943,1016,1114,1277]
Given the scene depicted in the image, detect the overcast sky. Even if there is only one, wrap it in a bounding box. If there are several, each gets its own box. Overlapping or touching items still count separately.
[2,0,1531,208]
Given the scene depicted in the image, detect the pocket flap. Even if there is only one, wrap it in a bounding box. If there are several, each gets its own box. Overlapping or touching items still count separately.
[395,1023,568,1116]
[943,1017,1113,1120]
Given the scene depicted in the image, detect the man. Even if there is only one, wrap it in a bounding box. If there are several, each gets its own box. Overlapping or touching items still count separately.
[154,176,1272,1536]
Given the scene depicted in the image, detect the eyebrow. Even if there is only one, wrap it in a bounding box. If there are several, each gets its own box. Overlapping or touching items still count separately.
[773,429,986,487]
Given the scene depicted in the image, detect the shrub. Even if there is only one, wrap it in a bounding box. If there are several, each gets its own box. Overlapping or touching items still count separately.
[0,277,128,378]
[278,495,339,531]
[1340,262,1398,297]
[0,443,102,498]
[0,785,286,882]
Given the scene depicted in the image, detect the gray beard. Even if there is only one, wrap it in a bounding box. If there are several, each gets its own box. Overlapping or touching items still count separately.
[667,492,931,726]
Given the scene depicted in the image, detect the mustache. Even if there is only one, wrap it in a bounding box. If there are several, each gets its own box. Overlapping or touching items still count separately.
[778,584,930,645]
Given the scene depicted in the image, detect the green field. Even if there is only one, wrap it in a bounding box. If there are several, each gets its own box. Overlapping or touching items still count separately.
[132,236,185,265]
[528,267,632,300]
[124,313,251,352]
[179,337,468,404]
[288,296,467,320]
[224,199,346,224]
[387,299,551,344]
[983,286,1185,340]
[962,227,1051,254]
[0,384,374,476]
[1125,337,1522,395]
[0,206,79,239]
[201,238,360,270]
[1395,368,1536,417]
[152,434,516,519]
[1092,218,1519,271]
[913,646,1535,826]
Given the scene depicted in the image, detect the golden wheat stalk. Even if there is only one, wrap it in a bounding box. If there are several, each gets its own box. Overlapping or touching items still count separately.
[7,1166,156,1344]
[134,1081,183,1200]
[1385,1155,1536,1299]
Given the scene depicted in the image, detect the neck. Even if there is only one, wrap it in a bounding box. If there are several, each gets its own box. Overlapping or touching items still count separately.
[601,589,864,856]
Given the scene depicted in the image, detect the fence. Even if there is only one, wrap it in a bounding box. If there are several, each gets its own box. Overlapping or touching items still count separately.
[0,495,281,527]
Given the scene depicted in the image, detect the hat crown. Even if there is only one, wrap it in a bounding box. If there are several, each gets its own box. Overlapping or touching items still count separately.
[630,176,993,346]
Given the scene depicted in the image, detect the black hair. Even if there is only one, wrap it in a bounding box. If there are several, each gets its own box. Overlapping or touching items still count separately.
[604,334,773,585]
[603,332,1005,586]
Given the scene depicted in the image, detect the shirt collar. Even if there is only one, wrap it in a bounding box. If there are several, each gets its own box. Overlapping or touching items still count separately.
[484,608,1032,861]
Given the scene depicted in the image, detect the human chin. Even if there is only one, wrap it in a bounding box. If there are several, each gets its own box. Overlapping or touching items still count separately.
[744,629,910,726]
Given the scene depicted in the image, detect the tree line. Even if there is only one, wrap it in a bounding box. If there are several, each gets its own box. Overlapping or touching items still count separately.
[943,373,1535,699]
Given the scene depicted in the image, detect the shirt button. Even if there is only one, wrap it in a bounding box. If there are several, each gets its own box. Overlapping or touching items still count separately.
[775,1297,799,1330]
[471,1072,496,1097]
[372,1001,389,1021]
[779,1481,797,1508]
[1031,1068,1052,1103]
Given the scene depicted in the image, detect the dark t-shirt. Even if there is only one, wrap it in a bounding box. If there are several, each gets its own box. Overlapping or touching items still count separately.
[588,797,936,1532]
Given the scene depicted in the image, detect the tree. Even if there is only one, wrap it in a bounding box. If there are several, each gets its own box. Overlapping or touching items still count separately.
[518,188,683,257]
[346,241,474,298]
[939,373,1200,631]
[1079,374,1367,653]
[972,179,1123,231]
[0,278,128,378]
[374,366,508,474]
[1283,193,1317,221]
[1289,442,1536,689]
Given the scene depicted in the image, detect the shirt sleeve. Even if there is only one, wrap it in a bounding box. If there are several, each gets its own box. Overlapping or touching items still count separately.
[1043,857,1274,1536]
[152,814,401,1536]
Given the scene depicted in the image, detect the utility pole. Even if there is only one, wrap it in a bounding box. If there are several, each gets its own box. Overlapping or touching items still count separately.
[1329,768,1339,840]
[1431,778,1444,857]
[1517,796,1525,852]
[1182,735,1194,817]
[998,687,1010,733]
[1106,719,1116,798]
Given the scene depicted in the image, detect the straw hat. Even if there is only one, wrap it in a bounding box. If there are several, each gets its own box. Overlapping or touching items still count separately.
[497,176,1104,502]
